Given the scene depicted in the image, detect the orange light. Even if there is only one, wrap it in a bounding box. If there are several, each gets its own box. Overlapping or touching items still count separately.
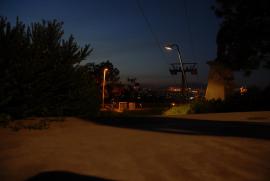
[240,86,248,95]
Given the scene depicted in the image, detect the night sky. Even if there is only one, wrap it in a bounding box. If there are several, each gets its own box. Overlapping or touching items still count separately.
[1,0,269,88]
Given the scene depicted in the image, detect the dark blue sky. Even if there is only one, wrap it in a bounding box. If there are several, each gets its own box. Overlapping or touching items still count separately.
[1,0,268,87]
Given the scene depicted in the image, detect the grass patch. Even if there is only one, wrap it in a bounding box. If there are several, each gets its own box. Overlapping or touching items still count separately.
[163,104,190,116]
[2,117,65,131]
[99,107,169,118]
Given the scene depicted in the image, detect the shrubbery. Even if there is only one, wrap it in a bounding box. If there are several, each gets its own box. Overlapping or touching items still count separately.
[189,85,270,113]
[189,99,226,113]
[0,17,100,119]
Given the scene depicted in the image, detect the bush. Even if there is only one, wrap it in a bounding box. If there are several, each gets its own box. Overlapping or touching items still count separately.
[0,17,100,118]
[190,85,270,113]
[189,99,227,113]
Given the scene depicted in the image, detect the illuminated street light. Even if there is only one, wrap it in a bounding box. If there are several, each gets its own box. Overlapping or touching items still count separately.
[102,68,108,109]
[164,46,173,51]
[164,43,188,95]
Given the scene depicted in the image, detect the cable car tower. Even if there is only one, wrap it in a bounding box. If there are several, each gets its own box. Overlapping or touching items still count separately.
[169,62,198,91]
[165,44,198,97]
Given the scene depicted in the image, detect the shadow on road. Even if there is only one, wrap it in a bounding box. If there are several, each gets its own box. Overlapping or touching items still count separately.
[25,171,114,181]
[92,116,270,140]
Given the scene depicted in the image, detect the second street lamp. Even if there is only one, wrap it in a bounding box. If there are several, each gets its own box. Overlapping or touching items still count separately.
[102,68,108,109]
[164,43,188,96]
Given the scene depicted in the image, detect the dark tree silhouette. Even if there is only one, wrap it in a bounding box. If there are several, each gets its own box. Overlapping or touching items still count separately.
[213,0,270,75]
[0,17,99,118]
[85,60,120,100]
[86,60,120,84]
[120,77,141,102]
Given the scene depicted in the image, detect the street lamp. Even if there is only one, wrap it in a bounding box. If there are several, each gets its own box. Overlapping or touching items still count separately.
[102,68,108,109]
[164,43,188,95]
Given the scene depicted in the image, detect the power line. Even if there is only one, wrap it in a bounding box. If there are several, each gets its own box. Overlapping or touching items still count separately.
[135,0,170,65]
[136,0,178,86]
[183,0,196,61]
[183,0,200,87]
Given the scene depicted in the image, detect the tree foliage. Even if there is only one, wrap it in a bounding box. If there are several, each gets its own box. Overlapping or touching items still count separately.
[0,17,99,118]
[86,60,120,83]
[122,77,141,102]
[213,0,270,75]
[85,60,120,99]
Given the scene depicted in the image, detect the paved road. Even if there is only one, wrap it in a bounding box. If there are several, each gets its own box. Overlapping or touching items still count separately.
[96,111,270,140]
[0,112,270,181]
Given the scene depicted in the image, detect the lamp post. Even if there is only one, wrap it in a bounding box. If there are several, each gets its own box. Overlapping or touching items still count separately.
[164,43,188,95]
[102,68,108,109]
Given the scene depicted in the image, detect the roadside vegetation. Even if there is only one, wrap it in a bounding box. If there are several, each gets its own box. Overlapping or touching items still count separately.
[0,17,100,120]
[190,85,270,113]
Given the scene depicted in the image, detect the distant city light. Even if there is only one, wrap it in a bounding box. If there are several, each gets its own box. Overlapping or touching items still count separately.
[240,86,248,95]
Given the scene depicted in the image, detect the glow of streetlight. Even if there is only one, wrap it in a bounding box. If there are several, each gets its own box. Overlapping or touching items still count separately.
[164,45,173,51]
[102,68,108,109]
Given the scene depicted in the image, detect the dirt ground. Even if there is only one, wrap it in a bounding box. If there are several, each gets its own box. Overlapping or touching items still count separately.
[0,113,270,181]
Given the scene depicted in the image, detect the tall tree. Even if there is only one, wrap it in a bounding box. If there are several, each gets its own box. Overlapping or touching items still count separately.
[0,17,99,118]
[213,0,270,75]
